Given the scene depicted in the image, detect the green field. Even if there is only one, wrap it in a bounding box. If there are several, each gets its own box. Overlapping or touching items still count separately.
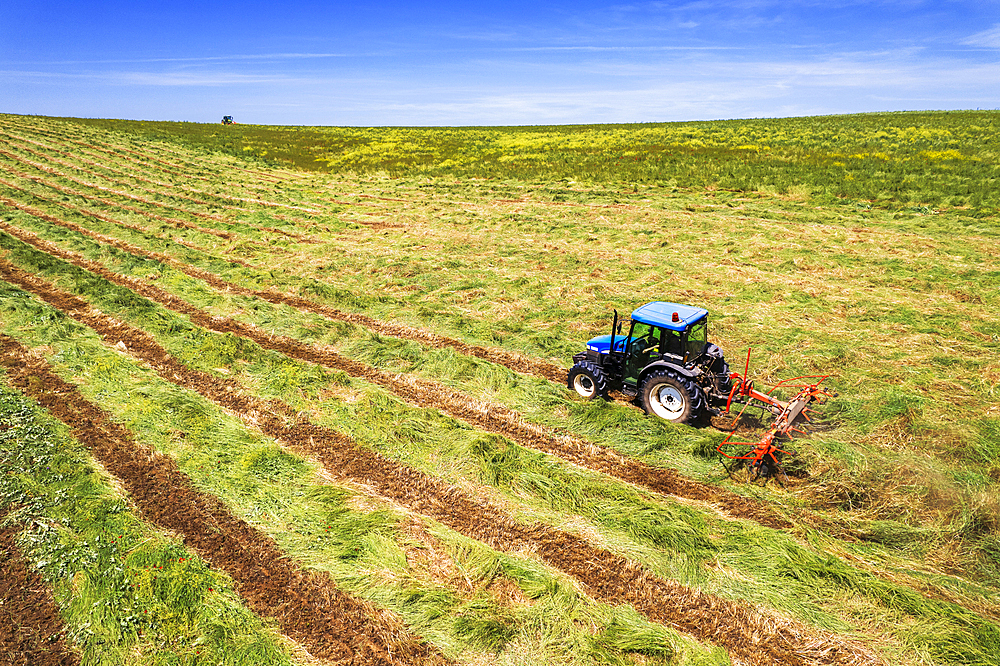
[0,111,998,666]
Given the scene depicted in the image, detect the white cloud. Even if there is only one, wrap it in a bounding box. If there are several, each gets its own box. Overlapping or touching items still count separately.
[960,24,1000,48]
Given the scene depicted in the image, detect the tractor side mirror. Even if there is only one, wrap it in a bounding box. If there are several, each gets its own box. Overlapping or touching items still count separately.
[616,322,623,334]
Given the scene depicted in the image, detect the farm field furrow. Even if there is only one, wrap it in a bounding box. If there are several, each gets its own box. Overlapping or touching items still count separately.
[0,255,879,666]
[0,207,789,530]
[2,112,999,666]
[9,198,999,661]
[0,329,444,666]
[0,515,80,666]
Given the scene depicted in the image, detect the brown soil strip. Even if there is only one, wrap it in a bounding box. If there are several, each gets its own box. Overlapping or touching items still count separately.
[0,260,879,666]
[0,148,315,243]
[0,514,80,666]
[0,335,444,666]
[0,210,788,531]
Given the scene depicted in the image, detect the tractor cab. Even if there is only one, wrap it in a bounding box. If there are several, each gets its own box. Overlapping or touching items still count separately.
[620,302,708,384]
[569,301,729,424]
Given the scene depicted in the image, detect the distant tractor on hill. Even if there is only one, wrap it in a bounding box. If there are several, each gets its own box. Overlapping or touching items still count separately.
[221,116,235,125]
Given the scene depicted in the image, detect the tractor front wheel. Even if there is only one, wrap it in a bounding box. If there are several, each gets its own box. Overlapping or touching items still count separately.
[568,361,607,400]
[641,370,704,424]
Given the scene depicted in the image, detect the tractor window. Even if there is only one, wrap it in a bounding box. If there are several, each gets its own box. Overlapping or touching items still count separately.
[663,329,683,356]
[684,320,708,360]
[625,322,659,382]
[628,322,655,356]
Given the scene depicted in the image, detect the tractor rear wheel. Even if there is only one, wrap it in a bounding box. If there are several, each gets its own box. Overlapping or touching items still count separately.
[568,361,607,400]
[640,369,705,424]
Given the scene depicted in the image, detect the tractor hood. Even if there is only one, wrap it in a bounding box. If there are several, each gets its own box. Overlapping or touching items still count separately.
[586,334,626,355]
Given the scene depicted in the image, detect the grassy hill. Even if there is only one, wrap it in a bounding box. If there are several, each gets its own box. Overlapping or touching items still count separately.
[0,111,998,666]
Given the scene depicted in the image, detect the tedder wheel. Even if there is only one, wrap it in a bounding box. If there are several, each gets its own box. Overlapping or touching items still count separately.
[640,369,705,424]
[567,361,607,400]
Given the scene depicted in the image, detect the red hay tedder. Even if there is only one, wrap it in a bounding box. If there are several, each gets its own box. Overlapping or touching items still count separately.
[715,348,836,484]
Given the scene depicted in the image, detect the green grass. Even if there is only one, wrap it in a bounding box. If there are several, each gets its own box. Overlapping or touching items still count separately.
[45,111,1000,213]
[3,223,1000,665]
[0,259,726,665]
[2,111,1000,665]
[0,384,296,666]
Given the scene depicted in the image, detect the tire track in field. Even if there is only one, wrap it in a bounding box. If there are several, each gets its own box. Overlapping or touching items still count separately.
[0,335,445,666]
[0,259,880,666]
[1,131,325,214]
[0,514,80,666]
[0,147,316,243]
[0,207,789,531]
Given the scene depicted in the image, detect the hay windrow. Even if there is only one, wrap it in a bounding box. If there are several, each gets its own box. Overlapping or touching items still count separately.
[0,333,443,666]
[0,209,788,530]
[0,130,323,213]
[0,257,881,666]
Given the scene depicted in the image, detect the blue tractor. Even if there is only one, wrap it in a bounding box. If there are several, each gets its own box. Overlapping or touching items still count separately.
[568,302,733,424]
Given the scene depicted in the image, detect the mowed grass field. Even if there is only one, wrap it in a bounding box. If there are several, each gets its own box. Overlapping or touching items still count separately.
[0,111,998,666]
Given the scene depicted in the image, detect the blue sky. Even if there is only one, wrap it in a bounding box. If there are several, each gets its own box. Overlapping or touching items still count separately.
[2,1,999,126]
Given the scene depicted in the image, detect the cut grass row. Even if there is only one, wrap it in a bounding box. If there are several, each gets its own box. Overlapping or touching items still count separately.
[1,123,313,202]
[3,115,306,187]
[3,126,996,576]
[0,185,561,381]
[1,291,727,666]
[0,513,80,666]
[7,118,989,548]
[0,330,441,666]
[0,203,782,527]
[0,130,320,214]
[40,112,1000,214]
[0,251,883,666]
[3,113,999,663]
[3,166,996,565]
[4,213,1000,665]
[0,391,302,666]
[0,145,325,245]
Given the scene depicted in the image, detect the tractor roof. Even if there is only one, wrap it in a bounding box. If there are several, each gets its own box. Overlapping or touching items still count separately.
[631,301,708,332]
